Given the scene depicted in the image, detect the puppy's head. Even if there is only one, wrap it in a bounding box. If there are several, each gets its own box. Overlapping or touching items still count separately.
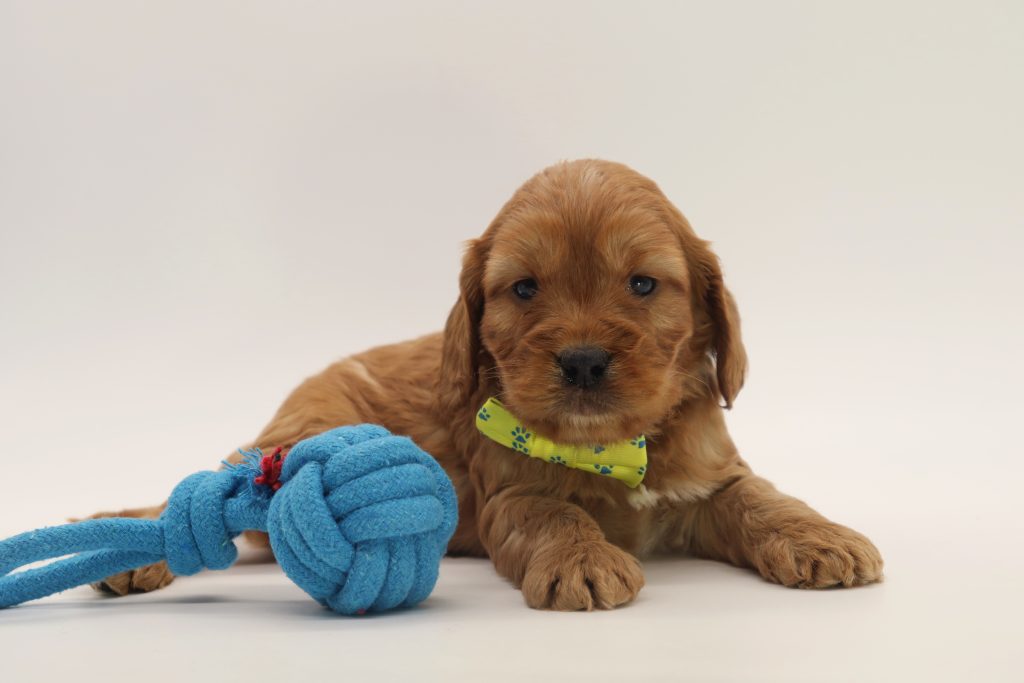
[440,160,746,444]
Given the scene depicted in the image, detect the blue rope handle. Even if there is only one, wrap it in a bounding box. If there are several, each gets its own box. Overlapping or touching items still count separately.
[0,464,266,609]
[0,425,458,614]
[0,519,166,607]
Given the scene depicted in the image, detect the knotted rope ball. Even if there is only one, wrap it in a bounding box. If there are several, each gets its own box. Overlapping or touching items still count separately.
[0,425,458,615]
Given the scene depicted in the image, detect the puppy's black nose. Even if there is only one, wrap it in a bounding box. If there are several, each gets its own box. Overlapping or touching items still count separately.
[558,346,611,389]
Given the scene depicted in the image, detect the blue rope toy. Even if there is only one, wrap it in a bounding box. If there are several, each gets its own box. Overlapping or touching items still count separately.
[0,424,458,615]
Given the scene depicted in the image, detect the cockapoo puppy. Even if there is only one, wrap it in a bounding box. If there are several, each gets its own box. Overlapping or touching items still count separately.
[89,159,883,610]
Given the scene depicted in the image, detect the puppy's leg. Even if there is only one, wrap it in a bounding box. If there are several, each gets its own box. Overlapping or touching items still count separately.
[86,364,371,595]
[686,474,883,588]
[78,503,175,595]
[479,489,644,610]
[83,492,273,594]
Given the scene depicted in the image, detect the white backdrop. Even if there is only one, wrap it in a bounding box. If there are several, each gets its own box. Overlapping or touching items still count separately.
[1,2,1022,681]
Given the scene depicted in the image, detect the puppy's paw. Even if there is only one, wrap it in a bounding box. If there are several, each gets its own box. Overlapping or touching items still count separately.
[521,540,644,610]
[74,505,176,596]
[92,561,175,595]
[755,521,883,588]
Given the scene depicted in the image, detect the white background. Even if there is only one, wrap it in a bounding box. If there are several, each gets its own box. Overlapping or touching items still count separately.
[1,2,1021,681]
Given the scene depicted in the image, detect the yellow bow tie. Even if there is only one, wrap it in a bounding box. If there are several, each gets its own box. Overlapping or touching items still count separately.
[475,397,648,488]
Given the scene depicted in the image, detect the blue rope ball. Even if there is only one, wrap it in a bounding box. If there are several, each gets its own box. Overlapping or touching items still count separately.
[0,424,458,615]
[264,425,458,614]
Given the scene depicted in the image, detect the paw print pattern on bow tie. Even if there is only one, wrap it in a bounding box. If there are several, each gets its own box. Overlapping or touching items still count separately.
[478,407,491,421]
[510,426,531,454]
[630,437,646,449]
[593,445,606,454]
[548,455,567,466]
[636,465,646,476]
[593,464,614,475]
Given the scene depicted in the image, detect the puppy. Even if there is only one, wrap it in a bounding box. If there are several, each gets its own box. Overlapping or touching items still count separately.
[90,159,883,609]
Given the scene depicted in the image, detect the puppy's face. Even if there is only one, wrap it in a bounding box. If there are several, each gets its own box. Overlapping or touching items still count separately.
[478,182,694,444]
[441,160,746,445]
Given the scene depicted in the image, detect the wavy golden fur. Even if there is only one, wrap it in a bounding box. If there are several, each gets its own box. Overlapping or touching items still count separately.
[88,160,882,609]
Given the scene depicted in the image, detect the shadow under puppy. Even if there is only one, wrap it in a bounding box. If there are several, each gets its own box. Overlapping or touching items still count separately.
[87,159,883,610]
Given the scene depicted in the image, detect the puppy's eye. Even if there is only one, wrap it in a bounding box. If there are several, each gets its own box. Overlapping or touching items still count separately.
[513,278,539,300]
[628,275,657,297]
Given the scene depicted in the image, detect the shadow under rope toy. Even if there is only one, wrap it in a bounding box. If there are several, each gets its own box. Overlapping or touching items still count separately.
[0,425,458,615]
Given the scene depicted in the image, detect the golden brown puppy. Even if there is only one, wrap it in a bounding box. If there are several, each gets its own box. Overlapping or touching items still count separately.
[90,159,883,609]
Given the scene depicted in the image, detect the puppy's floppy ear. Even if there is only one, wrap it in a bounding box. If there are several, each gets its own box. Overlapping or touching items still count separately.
[437,236,491,417]
[660,198,748,408]
[692,242,747,408]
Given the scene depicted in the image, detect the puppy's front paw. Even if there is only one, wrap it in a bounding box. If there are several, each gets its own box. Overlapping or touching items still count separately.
[521,540,644,610]
[755,521,883,588]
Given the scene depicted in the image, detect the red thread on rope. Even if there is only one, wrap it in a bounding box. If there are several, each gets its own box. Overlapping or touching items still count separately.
[254,446,289,491]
